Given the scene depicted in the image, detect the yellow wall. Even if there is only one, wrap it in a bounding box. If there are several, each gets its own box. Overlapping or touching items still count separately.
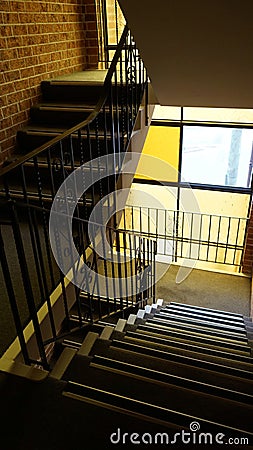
[135,126,180,181]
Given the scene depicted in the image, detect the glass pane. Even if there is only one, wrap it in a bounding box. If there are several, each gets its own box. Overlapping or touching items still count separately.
[152,105,181,121]
[180,188,250,217]
[184,107,253,124]
[181,126,253,187]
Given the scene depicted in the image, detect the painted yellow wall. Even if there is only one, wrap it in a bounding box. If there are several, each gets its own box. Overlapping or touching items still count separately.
[135,126,180,181]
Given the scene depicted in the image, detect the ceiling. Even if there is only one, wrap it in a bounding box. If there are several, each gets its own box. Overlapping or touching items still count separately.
[119,0,253,108]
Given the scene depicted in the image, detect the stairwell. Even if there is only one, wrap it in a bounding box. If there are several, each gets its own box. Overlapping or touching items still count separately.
[1,19,253,449]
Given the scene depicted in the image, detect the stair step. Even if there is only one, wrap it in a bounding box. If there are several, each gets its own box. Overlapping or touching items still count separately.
[111,339,253,379]
[116,333,253,372]
[161,307,246,327]
[137,324,250,355]
[146,318,248,343]
[91,344,253,396]
[63,358,253,434]
[168,302,244,318]
[16,124,122,153]
[138,322,250,356]
[126,330,253,363]
[30,102,119,127]
[154,311,247,335]
[41,71,107,102]
[91,354,253,405]
[30,104,92,129]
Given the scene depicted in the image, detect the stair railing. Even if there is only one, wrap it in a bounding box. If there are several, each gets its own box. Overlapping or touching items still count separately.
[121,205,248,270]
[0,25,148,368]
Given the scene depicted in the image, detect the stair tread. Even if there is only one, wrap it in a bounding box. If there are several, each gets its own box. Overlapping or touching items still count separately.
[111,339,253,379]
[45,69,108,84]
[92,354,253,404]
[63,356,253,433]
[168,302,244,318]
[137,324,250,354]
[17,124,118,137]
[155,312,247,334]
[126,330,253,363]
[162,307,245,326]
[32,102,97,109]
[91,344,253,395]
[146,318,248,343]
[118,334,253,371]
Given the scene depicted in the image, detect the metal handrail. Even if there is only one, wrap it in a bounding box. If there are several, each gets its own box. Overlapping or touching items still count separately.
[0,23,149,367]
[122,205,248,269]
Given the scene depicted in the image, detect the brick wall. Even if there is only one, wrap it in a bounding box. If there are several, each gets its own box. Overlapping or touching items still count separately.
[242,205,253,275]
[0,0,99,164]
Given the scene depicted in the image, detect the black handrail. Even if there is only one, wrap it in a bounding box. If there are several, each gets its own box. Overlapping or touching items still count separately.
[0,23,150,368]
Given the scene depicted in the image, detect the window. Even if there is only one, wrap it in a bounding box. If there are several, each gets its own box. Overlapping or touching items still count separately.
[181,126,253,188]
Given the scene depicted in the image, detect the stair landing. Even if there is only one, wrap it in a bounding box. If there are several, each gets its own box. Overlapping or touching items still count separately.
[47,69,108,84]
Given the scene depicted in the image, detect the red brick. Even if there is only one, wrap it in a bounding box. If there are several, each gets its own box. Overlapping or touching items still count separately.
[2,0,98,156]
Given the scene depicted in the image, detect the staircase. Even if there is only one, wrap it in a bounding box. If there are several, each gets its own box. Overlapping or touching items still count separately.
[49,299,253,446]
[16,70,108,153]
[1,70,118,210]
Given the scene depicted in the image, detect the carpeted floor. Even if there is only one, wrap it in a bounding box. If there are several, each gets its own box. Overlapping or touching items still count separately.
[156,263,251,316]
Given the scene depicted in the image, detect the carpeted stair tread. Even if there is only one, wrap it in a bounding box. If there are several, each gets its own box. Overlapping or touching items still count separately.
[90,344,253,395]
[143,319,249,346]
[110,339,253,379]
[125,329,252,362]
[168,302,244,318]
[61,354,253,433]
[121,331,253,367]
[29,102,118,126]
[136,324,250,355]
[159,308,246,328]
[91,354,253,405]
[152,312,247,336]
[45,69,108,83]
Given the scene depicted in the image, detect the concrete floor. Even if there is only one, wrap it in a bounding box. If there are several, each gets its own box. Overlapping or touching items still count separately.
[156,263,251,316]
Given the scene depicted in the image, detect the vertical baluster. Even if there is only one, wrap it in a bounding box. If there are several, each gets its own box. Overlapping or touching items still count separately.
[0,224,30,365]
[233,218,241,266]
[124,33,130,141]
[31,208,57,339]
[206,215,212,261]
[224,217,231,264]
[197,213,203,261]
[7,200,48,368]
[122,230,128,307]
[108,226,117,311]
[20,165,46,306]
[33,155,55,289]
[215,215,222,263]
[189,212,194,260]
[58,142,83,326]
